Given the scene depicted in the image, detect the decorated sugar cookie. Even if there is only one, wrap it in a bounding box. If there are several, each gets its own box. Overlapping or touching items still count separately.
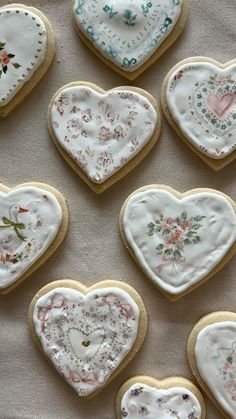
[48,82,161,193]
[188,312,236,418]
[162,57,236,170]
[0,4,55,117]
[0,183,68,294]
[28,279,147,398]
[73,0,188,80]
[120,185,236,301]
[117,376,206,418]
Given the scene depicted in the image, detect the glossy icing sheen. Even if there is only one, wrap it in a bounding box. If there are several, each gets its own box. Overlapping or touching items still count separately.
[166,62,236,159]
[73,0,182,71]
[123,189,236,295]
[0,6,47,106]
[33,287,140,396]
[0,187,62,289]
[195,321,236,418]
[51,86,157,183]
[121,383,202,418]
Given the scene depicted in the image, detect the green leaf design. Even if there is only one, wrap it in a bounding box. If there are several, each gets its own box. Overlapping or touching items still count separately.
[165,248,173,256]
[12,62,21,69]
[181,211,187,220]
[173,249,182,259]
[194,215,205,222]
[162,228,171,236]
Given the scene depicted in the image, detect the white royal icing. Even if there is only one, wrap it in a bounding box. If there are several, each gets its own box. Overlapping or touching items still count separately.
[73,0,182,71]
[50,86,158,184]
[122,188,236,295]
[33,287,140,396]
[0,187,62,289]
[121,383,202,418]
[195,321,236,418]
[166,61,236,159]
[0,6,47,106]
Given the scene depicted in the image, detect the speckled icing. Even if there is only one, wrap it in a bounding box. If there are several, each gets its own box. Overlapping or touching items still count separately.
[121,383,202,418]
[195,321,236,418]
[166,61,236,159]
[0,187,62,289]
[122,189,236,295]
[0,6,47,106]
[33,287,140,396]
[73,0,182,71]
[50,86,157,184]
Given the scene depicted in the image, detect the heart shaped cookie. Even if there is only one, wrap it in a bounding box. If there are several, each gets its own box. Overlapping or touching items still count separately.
[120,185,236,301]
[0,183,68,294]
[48,82,160,193]
[28,279,147,398]
[0,4,55,117]
[188,312,236,418]
[162,57,236,170]
[117,376,206,418]
[73,0,188,80]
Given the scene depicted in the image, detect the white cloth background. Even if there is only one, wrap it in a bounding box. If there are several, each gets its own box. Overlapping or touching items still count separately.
[0,0,235,418]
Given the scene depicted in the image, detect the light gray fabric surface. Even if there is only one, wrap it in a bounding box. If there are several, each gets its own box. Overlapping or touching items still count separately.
[0,0,235,418]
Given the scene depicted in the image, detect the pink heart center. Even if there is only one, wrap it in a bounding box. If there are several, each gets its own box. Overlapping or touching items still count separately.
[207,93,235,117]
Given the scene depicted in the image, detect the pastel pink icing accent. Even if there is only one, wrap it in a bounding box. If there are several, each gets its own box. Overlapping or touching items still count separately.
[207,93,235,117]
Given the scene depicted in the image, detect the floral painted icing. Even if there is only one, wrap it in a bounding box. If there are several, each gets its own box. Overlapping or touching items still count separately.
[0,6,47,106]
[73,0,182,71]
[0,187,62,289]
[166,61,236,159]
[121,384,202,418]
[195,321,236,418]
[122,189,236,295]
[33,287,140,396]
[50,86,157,184]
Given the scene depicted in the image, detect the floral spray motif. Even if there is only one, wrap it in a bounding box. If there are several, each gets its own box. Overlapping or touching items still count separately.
[0,42,21,79]
[147,211,205,274]
[215,341,236,402]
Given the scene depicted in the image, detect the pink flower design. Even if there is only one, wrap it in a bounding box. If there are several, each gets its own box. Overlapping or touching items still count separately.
[97,152,114,167]
[81,109,92,122]
[55,93,69,116]
[113,125,125,140]
[98,127,112,141]
[0,51,10,65]
[67,118,83,133]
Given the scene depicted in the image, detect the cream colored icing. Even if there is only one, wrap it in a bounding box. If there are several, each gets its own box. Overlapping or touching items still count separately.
[33,287,140,396]
[121,383,202,418]
[122,188,236,295]
[50,86,157,184]
[73,0,182,71]
[0,6,47,106]
[166,61,236,159]
[0,187,62,289]
[195,321,236,419]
